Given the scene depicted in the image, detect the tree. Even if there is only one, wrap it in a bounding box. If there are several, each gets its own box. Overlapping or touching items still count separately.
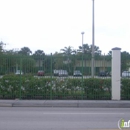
[121,51,130,72]
[60,46,76,73]
[107,51,130,72]
[78,43,101,59]
[60,46,76,56]
[4,49,20,55]
[33,50,45,56]
[90,45,101,56]
[33,50,45,70]
[78,44,90,54]
[60,46,76,64]
[18,47,32,56]
[108,51,112,56]
[53,53,64,70]
[43,55,52,74]
[0,41,6,53]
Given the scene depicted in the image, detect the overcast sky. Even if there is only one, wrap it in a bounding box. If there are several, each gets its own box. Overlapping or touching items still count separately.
[0,0,130,54]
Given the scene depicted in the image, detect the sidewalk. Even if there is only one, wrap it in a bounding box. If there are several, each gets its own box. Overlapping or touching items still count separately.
[0,100,130,108]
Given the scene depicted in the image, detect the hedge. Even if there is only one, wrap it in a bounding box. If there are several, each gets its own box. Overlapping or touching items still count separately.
[0,75,130,100]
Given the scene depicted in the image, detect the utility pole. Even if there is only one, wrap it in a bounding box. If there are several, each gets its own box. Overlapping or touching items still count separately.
[81,32,84,99]
[91,0,95,78]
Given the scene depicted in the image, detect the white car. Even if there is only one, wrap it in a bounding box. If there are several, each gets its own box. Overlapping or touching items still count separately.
[15,70,23,75]
[58,70,68,77]
[73,70,82,76]
[53,70,60,76]
[122,71,130,77]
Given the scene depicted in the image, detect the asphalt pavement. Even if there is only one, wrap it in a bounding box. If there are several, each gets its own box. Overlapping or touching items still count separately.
[0,100,130,108]
[1,107,129,130]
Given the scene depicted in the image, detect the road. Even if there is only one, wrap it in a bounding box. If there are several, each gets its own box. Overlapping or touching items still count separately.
[0,107,130,130]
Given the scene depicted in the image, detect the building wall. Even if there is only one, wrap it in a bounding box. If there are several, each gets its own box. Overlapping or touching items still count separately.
[76,60,111,67]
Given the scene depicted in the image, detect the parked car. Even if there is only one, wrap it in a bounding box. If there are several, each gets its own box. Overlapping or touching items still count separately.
[122,71,130,77]
[98,71,110,77]
[73,70,82,77]
[15,70,23,75]
[58,70,68,77]
[37,70,44,76]
[53,70,60,76]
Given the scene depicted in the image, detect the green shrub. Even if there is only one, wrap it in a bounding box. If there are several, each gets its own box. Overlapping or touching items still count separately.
[84,78,111,99]
[121,79,130,100]
[0,74,20,98]
[0,74,130,100]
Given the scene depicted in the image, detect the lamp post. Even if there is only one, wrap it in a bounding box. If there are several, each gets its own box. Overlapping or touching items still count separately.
[81,32,84,51]
[81,32,84,99]
[81,32,84,74]
[91,0,95,78]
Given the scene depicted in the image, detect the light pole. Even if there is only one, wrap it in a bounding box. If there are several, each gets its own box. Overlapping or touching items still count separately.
[81,32,84,74]
[81,32,84,99]
[81,32,85,51]
[91,0,95,78]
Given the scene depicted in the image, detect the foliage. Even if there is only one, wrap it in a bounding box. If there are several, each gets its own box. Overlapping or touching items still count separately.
[60,46,76,56]
[32,50,45,72]
[53,53,64,70]
[0,41,5,53]
[1,41,130,76]
[0,75,111,99]
[60,46,76,74]
[84,78,111,99]
[121,79,130,99]
[0,74,53,99]
[0,74,20,98]
[78,43,101,59]
[22,58,35,73]
[121,51,130,72]
[0,75,130,100]
[43,55,52,74]
[0,54,36,74]
[32,50,45,60]
[18,47,32,56]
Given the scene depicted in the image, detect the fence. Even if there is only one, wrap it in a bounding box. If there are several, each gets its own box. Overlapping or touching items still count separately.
[0,53,129,100]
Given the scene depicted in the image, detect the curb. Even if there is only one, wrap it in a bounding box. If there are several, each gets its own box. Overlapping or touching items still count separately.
[0,103,12,107]
[0,100,130,108]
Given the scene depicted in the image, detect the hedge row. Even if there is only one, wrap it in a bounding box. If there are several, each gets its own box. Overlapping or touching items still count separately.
[0,75,130,100]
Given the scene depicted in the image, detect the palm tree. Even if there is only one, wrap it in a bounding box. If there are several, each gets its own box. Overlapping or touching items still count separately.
[60,46,76,62]
[60,46,76,73]
[78,43,101,56]
[61,46,75,55]
[78,44,90,54]
[90,45,101,56]
[78,44,101,75]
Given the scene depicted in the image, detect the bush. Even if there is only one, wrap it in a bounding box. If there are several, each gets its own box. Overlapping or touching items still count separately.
[0,74,20,99]
[0,74,55,99]
[0,74,130,100]
[84,78,111,99]
[121,79,130,100]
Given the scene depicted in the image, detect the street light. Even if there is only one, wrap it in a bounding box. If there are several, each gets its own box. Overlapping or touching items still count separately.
[81,32,84,99]
[91,0,95,78]
[81,32,85,63]
[81,32,84,71]
[81,32,85,52]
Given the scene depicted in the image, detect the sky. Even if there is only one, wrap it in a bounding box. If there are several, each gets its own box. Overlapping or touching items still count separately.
[0,0,130,54]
